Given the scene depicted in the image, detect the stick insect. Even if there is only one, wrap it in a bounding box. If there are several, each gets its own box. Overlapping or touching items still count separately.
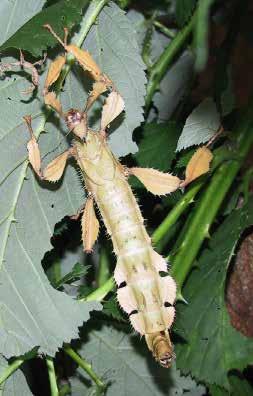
[24,25,213,368]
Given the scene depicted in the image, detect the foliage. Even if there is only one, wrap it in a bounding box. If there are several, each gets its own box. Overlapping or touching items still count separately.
[0,0,252,395]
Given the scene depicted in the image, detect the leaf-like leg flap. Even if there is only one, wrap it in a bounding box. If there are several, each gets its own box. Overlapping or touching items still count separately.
[117,286,138,313]
[44,55,66,94]
[101,92,125,131]
[24,115,42,177]
[81,197,99,253]
[43,150,70,182]
[44,92,63,115]
[130,312,145,335]
[158,276,177,305]
[85,81,107,111]
[151,250,168,272]
[130,168,181,195]
[66,45,102,81]
[182,146,213,186]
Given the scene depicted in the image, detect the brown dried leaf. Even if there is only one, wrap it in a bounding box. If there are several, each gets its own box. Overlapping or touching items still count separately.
[226,232,253,337]
[44,92,63,114]
[131,167,181,195]
[43,150,69,182]
[44,55,65,93]
[184,147,213,186]
[101,92,125,130]
[81,198,99,253]
[66,45,102,80]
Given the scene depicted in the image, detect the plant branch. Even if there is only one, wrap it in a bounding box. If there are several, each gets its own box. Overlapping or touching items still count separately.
[153,21,176,39]
[64,345,106,391]
[0,358,24,386]
[145,11,195,110]
[171,103,253,294]
[80,276,115,302]
[97,244,110,287]
[46,356,59,396]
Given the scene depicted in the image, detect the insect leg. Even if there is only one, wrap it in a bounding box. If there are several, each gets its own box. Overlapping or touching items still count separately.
[24,115,71,182]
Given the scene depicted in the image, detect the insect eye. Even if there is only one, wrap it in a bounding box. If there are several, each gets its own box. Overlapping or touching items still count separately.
[65,109,83,129]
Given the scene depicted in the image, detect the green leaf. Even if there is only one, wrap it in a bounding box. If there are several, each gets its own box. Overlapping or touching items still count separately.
[194,0,215,71]
[0,0,89,57]
[70,321,206,395]
[175,200,253,388]
[176,98,220,151]
[0,355,33,395]
[134,122,181,171]
[209,374,253,396]
[102,298,126,322]
[0,0,46,46]
[82,2,147,156]
[176,0,197,27]
[54,262,90,289]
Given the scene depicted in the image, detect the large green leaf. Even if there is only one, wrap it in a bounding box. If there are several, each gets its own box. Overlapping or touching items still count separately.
[70,321,206,395]
[0,0,46,45]
[0,0,89,56]
[175,200,253,388]
[0,355,33,395]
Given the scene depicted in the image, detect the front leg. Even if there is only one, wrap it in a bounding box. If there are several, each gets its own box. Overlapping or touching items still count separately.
[24,115,72,183]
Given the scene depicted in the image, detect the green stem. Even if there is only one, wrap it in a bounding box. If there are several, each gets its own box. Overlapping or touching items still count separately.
[152,179,204,245]
[64,345,106,391]
[97,245,110,287]
[153,21,176,39]
[145,11,195,110]
[46,357,59,396]
[80,276,115,302]
[171,105,253,293]
[0,358,24,386]
[73,0,109,48]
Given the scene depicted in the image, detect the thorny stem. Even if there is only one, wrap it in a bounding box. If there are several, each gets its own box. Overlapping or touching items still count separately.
[171,102,253,294]
[0,358,24,387]
[152,180,204,245]
[64,345,106,391]
[46,356,59,396]
[74,0,109,48]
[153,21,176,39]
[145,11,196,110]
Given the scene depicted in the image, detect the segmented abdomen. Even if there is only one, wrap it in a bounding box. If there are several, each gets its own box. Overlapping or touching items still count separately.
[87,166,176,337]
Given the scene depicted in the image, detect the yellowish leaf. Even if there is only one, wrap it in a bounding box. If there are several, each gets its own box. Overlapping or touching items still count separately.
[131,167,181,195]
[44,92,62,114]
[184,147,213,185]
[81,198,99,252]
[101,92,125,130]
[43,150,69,182]
[66,45,102,80]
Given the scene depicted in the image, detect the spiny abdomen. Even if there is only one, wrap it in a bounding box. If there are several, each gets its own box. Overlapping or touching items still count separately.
[88,164,177,366]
